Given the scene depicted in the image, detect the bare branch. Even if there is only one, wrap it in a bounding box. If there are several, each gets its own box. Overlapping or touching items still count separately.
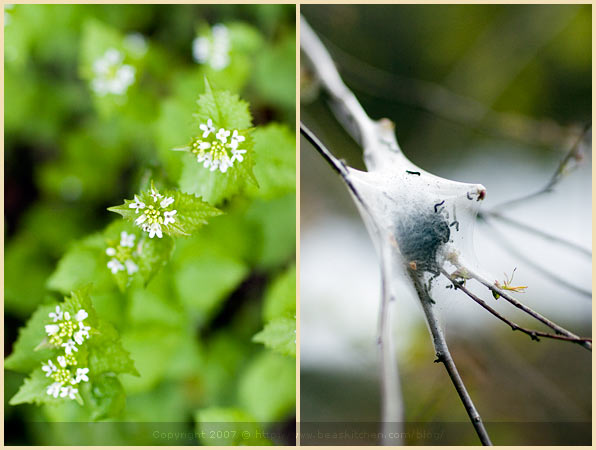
[477,217,592,298]
[478,211,591,258]
[487,122,591,213]
[302,15,493,445]
[409,270,492,446]
[319,33,580,150]
[451,259,592,351]
[442,269,592,346]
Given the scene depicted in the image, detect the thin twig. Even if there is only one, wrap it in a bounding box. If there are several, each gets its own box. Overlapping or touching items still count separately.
[301,16,377,150]
[378,245,404,444]
[478,211,591,258]
[442,269,592,345]
[452,260,592,351]
[487,122,591,212]
[302,15,492,444]
[477,217,592,298]
[319,32,578,150]
[301,122,404,445]
[409,271,492,446]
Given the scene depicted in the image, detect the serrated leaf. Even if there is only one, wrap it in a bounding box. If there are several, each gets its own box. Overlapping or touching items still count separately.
[194,79,252,130]
[103,220,174,291]
[9,369,62,406]
[177,83,258,204]
[238,352,295,422]
[179,148,256,205]
[253,317,296,357]
[248,123,296,199]
[5,305,57,373]
[8,288,137,408]
[108,185,221,239]
[83,374,126,421]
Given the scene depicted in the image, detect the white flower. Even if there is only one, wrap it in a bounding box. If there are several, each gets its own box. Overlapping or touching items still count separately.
[120,231,136,248]
[73,331,85,345]
[49,306,63,322]
[192,36,210,63]
[150,188,163,202]
[125,259,139,275]
[124,32,148,56]
[57,355,67,368]
[135,214,147,225]
[47,382,62,398]
[230,130,245,150]
[107,258,125,274]
[216,128,230,143]
[218,155,232,173]
[163,210,177,225]
[160,196,174,208]
[64,312,71,321]
[201,153,213,168]
[200,119,215,138]
[62,339,78,355]
[75,309,88,322]
[106,247,116,256]
[148,222,163,239]
[45,324,59,336]
[60,386,78,400]
[192,24,231,70]
[78,322,91,340]
[231,149,247,163]
[91,48,136,96]
[129,195,145,213]
[42,360,57,377]
[75,368,90,383]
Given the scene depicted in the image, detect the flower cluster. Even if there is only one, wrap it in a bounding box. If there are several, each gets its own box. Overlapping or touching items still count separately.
[106,231,139,275]
[129,188,177,239]
[192,23,231,70]
[43,306,92,400]
[91,48,136,96]
[191,119,247,173]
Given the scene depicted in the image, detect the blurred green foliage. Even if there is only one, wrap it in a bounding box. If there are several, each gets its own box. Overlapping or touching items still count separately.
[5,4,295,445]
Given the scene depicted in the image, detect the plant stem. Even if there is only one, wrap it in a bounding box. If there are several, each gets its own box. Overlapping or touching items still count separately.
[409,271,493,446]
[453,260,592,351]
[442,269,592,345]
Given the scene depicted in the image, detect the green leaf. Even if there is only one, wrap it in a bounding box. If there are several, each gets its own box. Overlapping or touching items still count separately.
[195,407,272,446]
[108,185,221,238]
[87,319,138,378]
[168,189,223,235]
[177,83,258,205]
[253,33,296,111]
[245,194,296,270]
[46,234,113,295]
[238,352,296,422]
[263,264,296,322]
[83,374,126,421]
[103,220,174,291]
[248,123,296,199]
[194,79,252,130]
[5,304,58,373]
[120,325,189,394]
[9,369,61,406]
[174,254,249,325]
[253,317,296,357]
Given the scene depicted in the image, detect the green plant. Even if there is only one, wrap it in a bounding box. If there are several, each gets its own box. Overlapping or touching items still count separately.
[5,5,295,445]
